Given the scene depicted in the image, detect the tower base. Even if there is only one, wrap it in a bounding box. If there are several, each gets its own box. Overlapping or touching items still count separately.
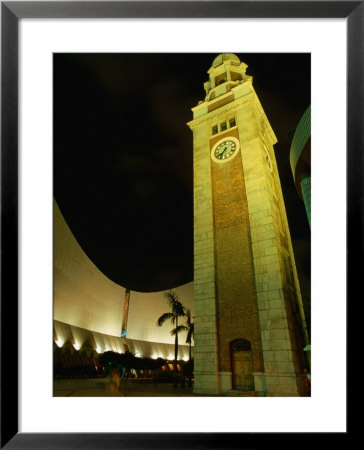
[193,371,220,395]
[255,372,306,397]
[193,370,306,396]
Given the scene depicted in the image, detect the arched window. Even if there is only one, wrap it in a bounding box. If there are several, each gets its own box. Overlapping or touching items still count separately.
[231,338,251,352]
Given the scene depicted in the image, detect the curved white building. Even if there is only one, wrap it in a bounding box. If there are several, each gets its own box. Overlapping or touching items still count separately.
[53,199,194,361]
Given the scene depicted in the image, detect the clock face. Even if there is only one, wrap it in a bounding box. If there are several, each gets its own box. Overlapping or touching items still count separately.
[211,137,240,163]
[214,140,236,160]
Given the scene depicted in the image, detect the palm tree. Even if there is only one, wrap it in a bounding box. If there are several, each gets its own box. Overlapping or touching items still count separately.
[184,309,194,386]
[157,291,186,388]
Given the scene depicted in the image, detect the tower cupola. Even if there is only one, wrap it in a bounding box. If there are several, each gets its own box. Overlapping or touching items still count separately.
[204,53,249,100]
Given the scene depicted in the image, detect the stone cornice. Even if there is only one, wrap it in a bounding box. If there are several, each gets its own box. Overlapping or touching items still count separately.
[187,93,254,130]
[188,84,278,148]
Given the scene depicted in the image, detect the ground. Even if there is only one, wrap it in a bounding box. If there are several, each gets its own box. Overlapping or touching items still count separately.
[53,378,196,397]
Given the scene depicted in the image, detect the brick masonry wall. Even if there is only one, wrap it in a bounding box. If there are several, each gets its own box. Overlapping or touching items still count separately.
[211,132,264,375]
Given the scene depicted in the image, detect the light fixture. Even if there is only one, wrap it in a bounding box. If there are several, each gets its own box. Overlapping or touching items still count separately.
[55,338,64,348]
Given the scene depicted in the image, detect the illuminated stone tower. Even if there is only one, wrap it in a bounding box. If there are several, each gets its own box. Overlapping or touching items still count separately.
[187,54,309,396]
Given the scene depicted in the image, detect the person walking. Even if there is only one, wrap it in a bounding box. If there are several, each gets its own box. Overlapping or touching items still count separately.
[110,368,120,395]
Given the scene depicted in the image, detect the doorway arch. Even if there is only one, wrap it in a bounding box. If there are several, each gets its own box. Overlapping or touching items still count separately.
[230,339,254,391]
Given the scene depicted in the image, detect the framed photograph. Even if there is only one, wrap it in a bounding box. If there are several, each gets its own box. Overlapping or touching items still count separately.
[2,1,359,448]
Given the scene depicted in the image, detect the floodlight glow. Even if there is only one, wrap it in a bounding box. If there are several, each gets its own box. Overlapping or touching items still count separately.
[135,352,141,358]
[96,345,102,354]
[73,342,81,351]
[183,356,189,361]
[55,338,64,348]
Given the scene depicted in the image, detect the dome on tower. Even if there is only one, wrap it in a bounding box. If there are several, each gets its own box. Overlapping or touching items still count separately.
[212,53,240,68]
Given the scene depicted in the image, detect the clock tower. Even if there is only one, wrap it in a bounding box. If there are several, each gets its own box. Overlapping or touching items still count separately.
[187,54,309,396]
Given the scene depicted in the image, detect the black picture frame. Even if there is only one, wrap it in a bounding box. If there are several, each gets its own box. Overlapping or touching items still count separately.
[1,1,359,448]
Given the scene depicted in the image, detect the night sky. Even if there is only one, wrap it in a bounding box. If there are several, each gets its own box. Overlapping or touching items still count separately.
[53,53,311,325]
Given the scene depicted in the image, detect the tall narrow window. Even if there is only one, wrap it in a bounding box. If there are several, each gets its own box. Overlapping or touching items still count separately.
[220,121,227,132]
[212,125,218,135]
[229,117,236,128]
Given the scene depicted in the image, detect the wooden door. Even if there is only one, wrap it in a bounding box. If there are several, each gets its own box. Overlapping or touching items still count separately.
[232,349,254,391]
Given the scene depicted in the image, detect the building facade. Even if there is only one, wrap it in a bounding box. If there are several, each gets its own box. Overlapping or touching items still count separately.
[53,199,193,361]
[290,105,311,228]
[188,54,309,396]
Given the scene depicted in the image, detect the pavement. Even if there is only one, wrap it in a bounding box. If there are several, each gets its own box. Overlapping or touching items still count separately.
[53,378,198,397]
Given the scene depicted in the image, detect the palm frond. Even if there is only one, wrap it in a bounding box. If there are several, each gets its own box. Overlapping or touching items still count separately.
[156,312,174,327]
[173,301,185,317]
[185,309,192,326]
[163,291,185,315]
[164,290,179,307]
[186,323,194,343]
[185,311,194,344]
[170,325,188,336]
